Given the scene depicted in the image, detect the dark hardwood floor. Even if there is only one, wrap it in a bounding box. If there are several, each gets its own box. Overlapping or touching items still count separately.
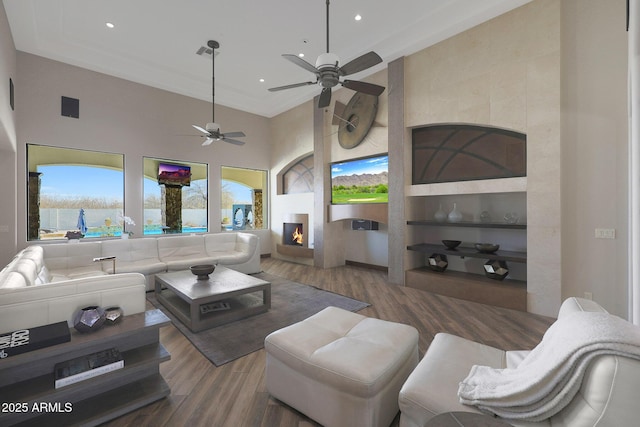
[103,257,555,427]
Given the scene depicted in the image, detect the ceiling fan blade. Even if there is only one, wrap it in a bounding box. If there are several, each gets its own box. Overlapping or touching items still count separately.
[268,81,316,92]
[222,131,246,138]
[192,124,211,135]
[339,51,383,76]
[222,138,246,146]
[342,80,386,96]
[282,54,320,75]
[318,87,332,108]
[202,138,214,146]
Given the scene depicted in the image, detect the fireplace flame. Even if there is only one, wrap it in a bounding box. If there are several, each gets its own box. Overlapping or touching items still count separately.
[292,227,303,245]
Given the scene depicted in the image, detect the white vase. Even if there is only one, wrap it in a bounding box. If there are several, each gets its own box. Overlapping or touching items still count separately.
[434,203,447,222]
[448,203,463,222]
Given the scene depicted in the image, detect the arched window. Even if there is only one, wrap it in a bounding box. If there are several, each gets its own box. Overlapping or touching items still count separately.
[281,154,314,194]
[27,144,124,241]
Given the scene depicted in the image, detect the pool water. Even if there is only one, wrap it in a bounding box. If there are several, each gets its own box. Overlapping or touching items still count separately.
[83,227,207,238]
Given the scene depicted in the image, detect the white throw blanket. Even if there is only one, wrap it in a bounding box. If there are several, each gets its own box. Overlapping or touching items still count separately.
[457,311,640,421]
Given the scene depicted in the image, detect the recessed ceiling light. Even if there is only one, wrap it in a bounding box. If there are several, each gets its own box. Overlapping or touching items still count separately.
[259,78,265,83]
[106,22,115,28]
[298,53,305,58]
[354,14,362,21]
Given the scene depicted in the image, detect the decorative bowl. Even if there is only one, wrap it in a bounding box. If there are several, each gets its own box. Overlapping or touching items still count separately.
[442,240,462,250]
[104,306,124,325]
[475,243,500,253]
[73,306,106,333]
[190,264,216,280]
[428,253,448,272]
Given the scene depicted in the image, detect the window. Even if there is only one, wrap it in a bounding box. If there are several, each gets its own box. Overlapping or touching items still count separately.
[221,166,267,231]
[143,157,208,234]
[27,144,124,241]
[282,154,314,194]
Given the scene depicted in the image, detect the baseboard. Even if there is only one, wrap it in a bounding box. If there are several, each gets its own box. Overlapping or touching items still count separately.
[345,260,388,272]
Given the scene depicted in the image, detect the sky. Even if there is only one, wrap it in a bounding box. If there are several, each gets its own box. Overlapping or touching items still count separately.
[39,165,123,200]
[39,165,258,204]
[330,154,389,178]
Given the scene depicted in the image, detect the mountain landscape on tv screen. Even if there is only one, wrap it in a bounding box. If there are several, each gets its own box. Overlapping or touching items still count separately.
[331,171,388,204]
[158,167,190,186]
[331,171,388,188]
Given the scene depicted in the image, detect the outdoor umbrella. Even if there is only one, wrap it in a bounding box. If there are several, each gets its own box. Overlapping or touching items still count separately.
[77,208,87,235]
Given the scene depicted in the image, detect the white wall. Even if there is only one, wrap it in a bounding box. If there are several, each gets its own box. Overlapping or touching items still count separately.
[561,0,629,316]
[269,100,315,264]
[0,3,17,265]
[13,52,272,253]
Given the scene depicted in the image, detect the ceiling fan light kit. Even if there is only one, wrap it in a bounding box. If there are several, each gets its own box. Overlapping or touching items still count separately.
[269,0,386,109]
[191,40,246,147]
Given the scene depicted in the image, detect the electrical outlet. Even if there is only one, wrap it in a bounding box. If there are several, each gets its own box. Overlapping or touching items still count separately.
[595,228,616,239]
[584,292,593,300]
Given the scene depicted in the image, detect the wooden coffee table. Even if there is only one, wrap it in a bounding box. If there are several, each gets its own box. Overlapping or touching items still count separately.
[155,266,271,332]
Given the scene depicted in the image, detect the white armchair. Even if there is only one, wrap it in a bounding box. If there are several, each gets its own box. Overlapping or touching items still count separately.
[398,297,640,427]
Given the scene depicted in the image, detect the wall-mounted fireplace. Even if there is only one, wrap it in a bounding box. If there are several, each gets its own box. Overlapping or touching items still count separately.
[283,222,304,246]
[277,213,313,259]
[282,213,308,247]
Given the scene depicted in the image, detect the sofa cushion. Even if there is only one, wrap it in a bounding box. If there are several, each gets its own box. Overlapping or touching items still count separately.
[204,233,238,254]
[5,258,38,286]
[101,238,167,275]
[398,333,506,425]
[205,232,257,264]
[42,241,103,267]
[0,271,28,289]
[157,235,215,271]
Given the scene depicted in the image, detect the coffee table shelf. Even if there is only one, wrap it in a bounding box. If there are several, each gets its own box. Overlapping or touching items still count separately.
[155,267,271,332]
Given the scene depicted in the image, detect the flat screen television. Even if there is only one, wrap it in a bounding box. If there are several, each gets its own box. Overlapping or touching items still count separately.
[330,154,388,204]
[158,162,191,186]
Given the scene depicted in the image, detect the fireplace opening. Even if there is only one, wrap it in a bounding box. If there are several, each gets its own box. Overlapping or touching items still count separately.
[283,222,304,246]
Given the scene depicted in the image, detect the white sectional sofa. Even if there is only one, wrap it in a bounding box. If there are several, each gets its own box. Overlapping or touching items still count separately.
[45,232,260,290]
[0,245,146,334]
[0,232,261,333]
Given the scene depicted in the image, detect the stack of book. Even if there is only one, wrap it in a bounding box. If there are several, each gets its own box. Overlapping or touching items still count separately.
[54,348,124,388]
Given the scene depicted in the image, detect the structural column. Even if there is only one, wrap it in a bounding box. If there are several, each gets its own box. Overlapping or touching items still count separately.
[387,57,406,285]
[161,185,183,233]
[27,172,42,240]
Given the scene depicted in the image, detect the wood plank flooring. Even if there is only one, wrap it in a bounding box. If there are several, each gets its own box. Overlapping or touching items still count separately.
[103,257,555,427]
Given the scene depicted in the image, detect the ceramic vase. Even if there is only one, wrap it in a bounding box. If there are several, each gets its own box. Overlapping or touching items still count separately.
[448,203,462,222]
[434,203,447,222]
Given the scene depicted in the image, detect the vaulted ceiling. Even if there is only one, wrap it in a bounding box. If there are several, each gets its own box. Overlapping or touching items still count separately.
[3,0,531,118]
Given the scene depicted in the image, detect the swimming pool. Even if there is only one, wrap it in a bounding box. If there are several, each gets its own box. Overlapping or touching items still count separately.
[83,226,208,238]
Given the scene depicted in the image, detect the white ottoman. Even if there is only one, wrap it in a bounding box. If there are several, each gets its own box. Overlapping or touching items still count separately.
[265,306,419,427]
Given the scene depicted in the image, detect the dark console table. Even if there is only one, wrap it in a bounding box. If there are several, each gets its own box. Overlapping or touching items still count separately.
[0,309,171,426]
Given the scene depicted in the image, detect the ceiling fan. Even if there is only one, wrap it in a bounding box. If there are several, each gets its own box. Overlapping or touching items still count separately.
[192,40,246,146]
[268,0,386,108]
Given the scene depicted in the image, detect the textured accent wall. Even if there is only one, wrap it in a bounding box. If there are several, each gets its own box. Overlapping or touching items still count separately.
[404,0,562,316]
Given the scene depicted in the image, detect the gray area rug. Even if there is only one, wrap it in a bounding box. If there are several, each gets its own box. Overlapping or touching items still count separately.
[147,271,370,366]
